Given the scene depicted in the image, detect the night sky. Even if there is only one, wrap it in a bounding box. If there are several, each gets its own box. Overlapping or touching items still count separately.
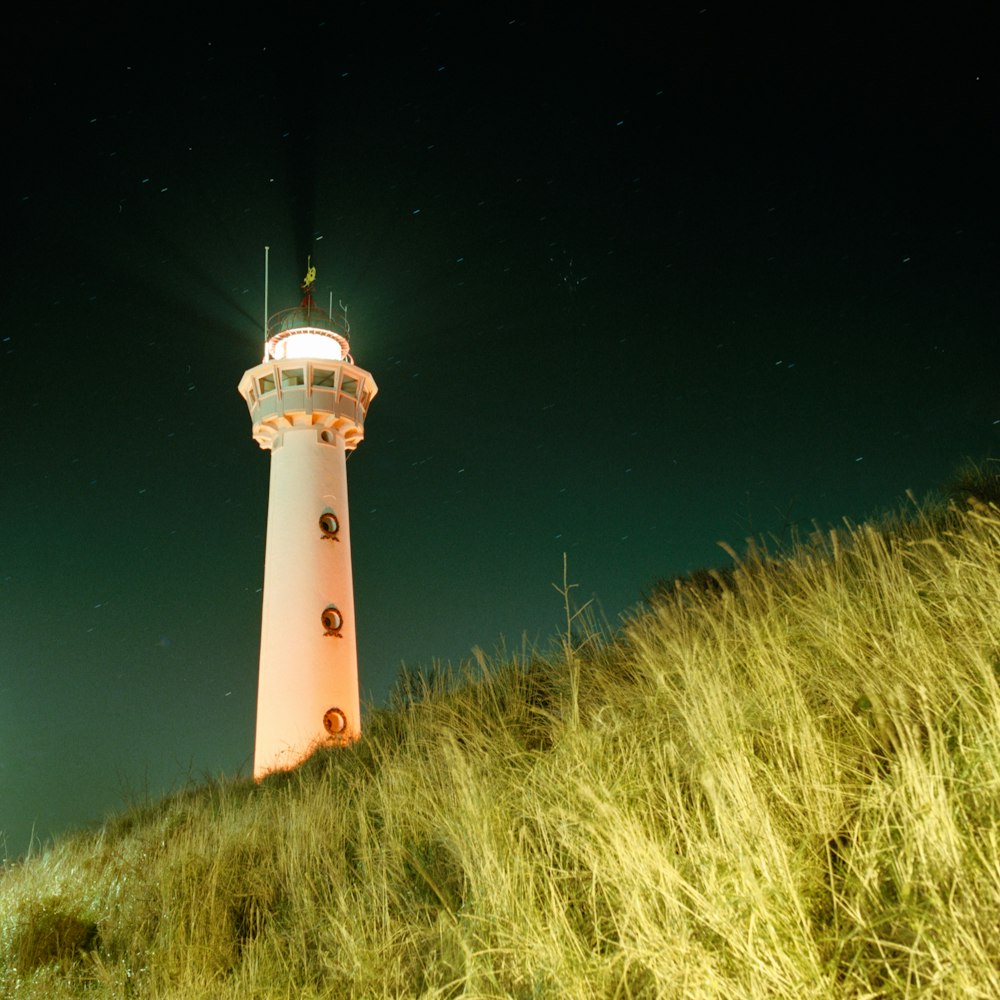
[2,9,997,859]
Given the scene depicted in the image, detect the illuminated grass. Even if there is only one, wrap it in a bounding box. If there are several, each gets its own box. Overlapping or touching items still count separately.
[3,497,1000,997]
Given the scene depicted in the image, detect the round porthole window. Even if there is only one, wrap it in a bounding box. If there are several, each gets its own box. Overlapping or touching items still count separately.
[323,707,348,735]
[319,512,340,538]
[320,430,336,444]
[321,606,344,635]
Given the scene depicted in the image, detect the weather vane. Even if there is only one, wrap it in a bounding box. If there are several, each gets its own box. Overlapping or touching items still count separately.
[301,255,317,293]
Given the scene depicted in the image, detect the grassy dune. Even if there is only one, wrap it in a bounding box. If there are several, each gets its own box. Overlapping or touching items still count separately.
[3,493,1000,998]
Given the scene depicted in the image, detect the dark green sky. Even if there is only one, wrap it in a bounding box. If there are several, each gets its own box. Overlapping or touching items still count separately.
[2,9,997,858]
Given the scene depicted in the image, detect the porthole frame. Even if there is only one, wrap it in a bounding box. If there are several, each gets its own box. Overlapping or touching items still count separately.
[323,707,349,743]
[321,605,344,636]
[319,512,340,540]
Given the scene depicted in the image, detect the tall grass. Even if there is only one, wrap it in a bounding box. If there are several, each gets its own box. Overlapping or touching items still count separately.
[3,497,1000,998]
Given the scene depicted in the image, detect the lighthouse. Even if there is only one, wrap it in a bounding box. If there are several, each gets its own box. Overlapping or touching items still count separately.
[238,260,377,779]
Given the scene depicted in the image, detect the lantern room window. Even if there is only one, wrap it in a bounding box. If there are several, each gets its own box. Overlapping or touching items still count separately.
[313,368,338,388]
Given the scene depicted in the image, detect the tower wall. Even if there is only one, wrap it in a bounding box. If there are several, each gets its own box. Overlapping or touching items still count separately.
[239,350,377,780]
[254,426,360,778]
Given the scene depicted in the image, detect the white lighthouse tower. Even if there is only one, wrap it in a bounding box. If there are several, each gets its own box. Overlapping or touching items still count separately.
[238,260,377,779]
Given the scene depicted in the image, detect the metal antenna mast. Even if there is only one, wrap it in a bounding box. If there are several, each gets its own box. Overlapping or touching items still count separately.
[263,246,270,338]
